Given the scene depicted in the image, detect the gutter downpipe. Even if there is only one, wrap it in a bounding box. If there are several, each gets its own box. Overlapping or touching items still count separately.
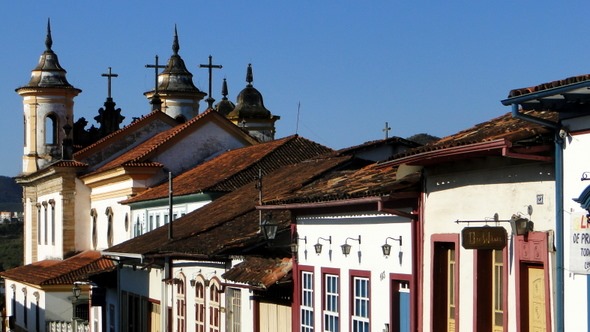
[511,104,563,332]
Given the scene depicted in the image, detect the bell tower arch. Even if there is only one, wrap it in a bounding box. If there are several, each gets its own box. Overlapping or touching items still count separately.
[16,20,81,174]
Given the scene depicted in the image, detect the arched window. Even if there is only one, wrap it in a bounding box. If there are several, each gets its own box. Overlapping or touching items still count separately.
[195,277,205,332]
[209,279,221,332]
[45,113,58,145]
[48,199,55,245]
[175,115,187,123]
[124,213,129,232]
[36,203,41,245]
[90,209,98,250]
[42,202,48,245]
[176,273,186,332]
[106,207,114,248]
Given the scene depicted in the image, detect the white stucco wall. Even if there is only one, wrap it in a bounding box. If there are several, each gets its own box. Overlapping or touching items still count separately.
[295,211,413,331]
[561,115,590,332]
[422,161,555,332]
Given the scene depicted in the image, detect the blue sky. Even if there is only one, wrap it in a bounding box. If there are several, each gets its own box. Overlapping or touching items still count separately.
[0,1,588,176]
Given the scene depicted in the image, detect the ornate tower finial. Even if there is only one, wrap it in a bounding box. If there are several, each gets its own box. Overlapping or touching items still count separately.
[246,63,253,86]
[221,78,229,100]
[46,18,53,51]
[172,24,179,55]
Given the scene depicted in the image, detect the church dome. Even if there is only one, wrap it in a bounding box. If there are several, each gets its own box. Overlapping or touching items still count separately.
[157,27,202,94]
[228,64,271,119]
[215,78,235,116]
[19,20,78,90]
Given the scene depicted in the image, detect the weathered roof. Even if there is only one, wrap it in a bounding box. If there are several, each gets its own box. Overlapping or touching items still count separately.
[222,257,292,290]
[387,110,556,165]
[503,74,590,112]
[265,164,421,206]
[0,251,115,286]
[507,74,590,99]
[105,155,352,257]
[73,110,178,160]
[122,135,333,204]
[339,136,420,155]
[89,109,257,175]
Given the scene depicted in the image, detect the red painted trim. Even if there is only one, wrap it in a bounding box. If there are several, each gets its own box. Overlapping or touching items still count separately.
[414,195,424,332]
[321,267,341,332]
[297,265,314,331]
[430,233,460,332]
[291,223,300,332]
[414,196,424,332]
[384,139,510,166]
[472,246,508,331]
[253,294,259,332]
[514,231,552,332]
[349,269,371,332]
[389,273,412,332]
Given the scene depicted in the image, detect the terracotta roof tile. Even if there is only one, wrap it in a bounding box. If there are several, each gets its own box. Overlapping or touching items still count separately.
[338,136,420,154]
[106,155,352,257]
[267,164,421,205]
[389,110,557,161]
[508,74,590,98]
[91,109,256,175]
[73,110,177,159]
[0,251,115,286]
[222,257,292,290]
[123,135,333,204]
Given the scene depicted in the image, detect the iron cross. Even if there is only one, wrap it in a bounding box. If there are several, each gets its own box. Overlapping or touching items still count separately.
[199,55,222,109]
[145,55,166,95]
[383,122,392,139]
[101,67,118,99]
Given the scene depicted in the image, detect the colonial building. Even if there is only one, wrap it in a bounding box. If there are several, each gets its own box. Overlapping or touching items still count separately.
[2,20,280,332]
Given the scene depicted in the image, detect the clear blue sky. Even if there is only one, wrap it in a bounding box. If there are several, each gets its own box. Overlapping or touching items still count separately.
[0,1,588,177]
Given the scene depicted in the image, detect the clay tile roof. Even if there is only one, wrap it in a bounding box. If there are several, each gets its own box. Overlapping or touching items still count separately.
[222,256,292,290]
[389,110,557,162]
[106,155,352,257]
[92,109,241,174]
[122,135,333,204]
[52,160,88,167]
[338,136,420,154]
[0,251,115,286]
[74,110,177,159]
[508,74,590,98]
[266,163,420,205]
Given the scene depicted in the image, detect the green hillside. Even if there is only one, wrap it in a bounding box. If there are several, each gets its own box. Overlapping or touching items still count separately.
[0,176,22,212]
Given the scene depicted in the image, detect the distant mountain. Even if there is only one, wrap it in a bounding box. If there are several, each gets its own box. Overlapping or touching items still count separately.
[0,176,22,212]
[406,133,440,145]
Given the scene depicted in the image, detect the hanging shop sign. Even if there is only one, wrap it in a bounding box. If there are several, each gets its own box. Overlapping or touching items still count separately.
[461,226,507,250]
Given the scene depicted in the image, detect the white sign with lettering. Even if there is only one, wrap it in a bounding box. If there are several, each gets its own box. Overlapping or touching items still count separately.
[570,211,590,274]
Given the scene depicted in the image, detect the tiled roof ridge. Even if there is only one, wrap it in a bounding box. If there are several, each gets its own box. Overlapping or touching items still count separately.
[74,110,172,158]
[0,251,115,286]
[120,136,297,204]
[122,135,334,204]
[210,136,335,191]
[384,110,555,162]
[119,111,212,163]
[339,136,419,153]
[508,73,590,98]
[93,110,223,174]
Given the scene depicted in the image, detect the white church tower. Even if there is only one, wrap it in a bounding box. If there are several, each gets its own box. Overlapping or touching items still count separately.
[16,19,81,175]
[144,26,206,122]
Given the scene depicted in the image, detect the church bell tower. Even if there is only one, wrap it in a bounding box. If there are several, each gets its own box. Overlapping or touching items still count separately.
[16,20,81,175]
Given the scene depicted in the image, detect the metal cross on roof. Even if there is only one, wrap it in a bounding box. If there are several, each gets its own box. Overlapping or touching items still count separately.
[145,55,166,94]
[101,67,118,99]
[383,122,392,139]
[199,55,222,109]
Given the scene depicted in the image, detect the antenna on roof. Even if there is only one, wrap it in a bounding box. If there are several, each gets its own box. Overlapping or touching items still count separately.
[295,102,301,135]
